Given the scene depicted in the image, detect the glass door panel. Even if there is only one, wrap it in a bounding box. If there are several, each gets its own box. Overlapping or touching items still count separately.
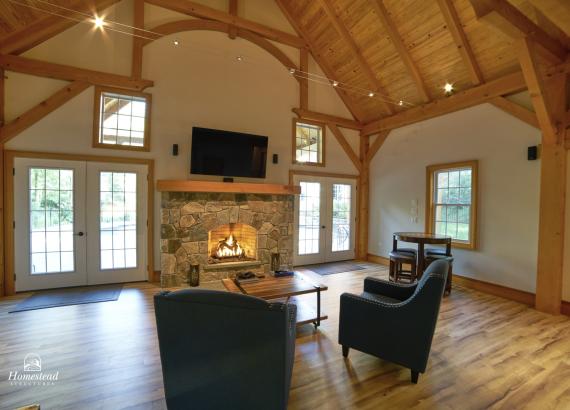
[331,184,351,252]
[298,181,321,256]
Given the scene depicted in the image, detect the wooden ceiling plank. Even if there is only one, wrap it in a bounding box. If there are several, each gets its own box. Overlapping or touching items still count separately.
[0,81,90,144]
[436,0,484,85]
[0,0,121,55]
[317,0,394,115]
[366,130,390,163]
[274,0,365,121]
[490,96,539,129]
[228,0,238,39]
[468,0,567,63]
[145,0,306,48]
[293,108,362,130]
[370,0,430,102]
[516,37,563,144]
[361,70,527,135]
[328,123,361,173]
[0,54,153,91]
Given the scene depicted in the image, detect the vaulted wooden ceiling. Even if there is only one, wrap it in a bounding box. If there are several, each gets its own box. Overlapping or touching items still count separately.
[0,0,568,125]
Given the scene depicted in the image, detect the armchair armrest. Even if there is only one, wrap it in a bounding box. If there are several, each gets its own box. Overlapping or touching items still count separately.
[364,277,417,301]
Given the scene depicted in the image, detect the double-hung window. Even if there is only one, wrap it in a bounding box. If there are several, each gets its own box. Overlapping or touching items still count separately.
[426,160,478,249]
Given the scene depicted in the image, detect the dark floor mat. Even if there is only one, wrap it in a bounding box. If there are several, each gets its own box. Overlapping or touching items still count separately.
[302,262,365,276]
[9,284,123,313]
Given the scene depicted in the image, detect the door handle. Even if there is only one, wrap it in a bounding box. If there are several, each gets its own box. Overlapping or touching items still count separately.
[321,226,326,229]
[75,232,85,237]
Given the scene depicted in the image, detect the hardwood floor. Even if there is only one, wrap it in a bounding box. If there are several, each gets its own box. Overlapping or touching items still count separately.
[1,263,569,409]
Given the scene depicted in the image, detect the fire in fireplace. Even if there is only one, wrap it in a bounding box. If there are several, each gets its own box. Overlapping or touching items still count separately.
[209,223,257,264]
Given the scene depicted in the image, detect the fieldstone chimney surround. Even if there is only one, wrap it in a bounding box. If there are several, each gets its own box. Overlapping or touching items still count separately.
[159,181,300,283]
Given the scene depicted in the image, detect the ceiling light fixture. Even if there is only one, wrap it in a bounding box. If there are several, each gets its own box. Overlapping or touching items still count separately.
[332,80,339,87]
[289,68,295,74]
[173,39,179,46]
[94,16,105,28]
[368,92,374,97]
[443,82,454,94]
[236,55,243,62]
[398,100,404,106]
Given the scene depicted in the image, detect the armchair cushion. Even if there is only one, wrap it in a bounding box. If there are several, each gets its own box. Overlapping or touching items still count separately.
[364,277,417,301]
[360,291,401,304]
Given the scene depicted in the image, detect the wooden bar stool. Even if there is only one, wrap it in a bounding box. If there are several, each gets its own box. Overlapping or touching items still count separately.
[389,250,417,284]
[425,250,453,295]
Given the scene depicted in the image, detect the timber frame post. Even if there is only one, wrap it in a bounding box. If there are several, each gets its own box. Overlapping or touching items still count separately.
[357,135,370,260]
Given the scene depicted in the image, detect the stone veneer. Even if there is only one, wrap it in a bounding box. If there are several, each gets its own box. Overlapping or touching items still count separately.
[160,192,294,282]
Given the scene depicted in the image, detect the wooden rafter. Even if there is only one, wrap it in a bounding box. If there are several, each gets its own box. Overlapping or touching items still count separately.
[517,38,562,144]
[0,0,121,55]
[361,71,527,135]
[317,0,394,115]
[366,130,390,163]
[327,123,361,173]
[490,96,539,129]
[145,0,305,48]
[299,48,308,110]
[292,108,362,130]
[370,0,430,102]
[0,81,90,144]
[437,0,484,85]
[357,135,370,260]
[274,0,365,122]
[0,54,153,91]
[468,0,567,63]
[228,0,238,39]
[131,0,144,79]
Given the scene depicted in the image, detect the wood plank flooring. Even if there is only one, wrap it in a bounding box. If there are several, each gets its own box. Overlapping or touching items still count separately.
[1,262,569,409]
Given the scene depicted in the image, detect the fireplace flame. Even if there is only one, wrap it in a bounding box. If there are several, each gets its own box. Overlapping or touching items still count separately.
[215,233,246,259]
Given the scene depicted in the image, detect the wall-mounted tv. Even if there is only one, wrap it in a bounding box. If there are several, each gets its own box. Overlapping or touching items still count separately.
[190,127,268,178]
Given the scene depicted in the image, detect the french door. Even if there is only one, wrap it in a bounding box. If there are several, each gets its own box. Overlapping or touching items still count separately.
[293,175,356,265]
[14,158,148,291]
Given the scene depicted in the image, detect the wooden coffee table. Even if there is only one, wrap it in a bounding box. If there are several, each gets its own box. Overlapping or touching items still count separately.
[222,272,328,328]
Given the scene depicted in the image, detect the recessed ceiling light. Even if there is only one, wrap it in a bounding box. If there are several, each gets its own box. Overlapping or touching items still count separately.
[368,92,374,97]
[173,39,179,46]
[94,16,105,28]
[289,68,295,74]
[236,55,244,62]
[443,82,454,94]
[398,100,404,106]
[332,80,339,87]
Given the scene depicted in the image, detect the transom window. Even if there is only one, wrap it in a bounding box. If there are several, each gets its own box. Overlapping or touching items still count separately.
[293,119,325,166]
[426,161,478,249]
[93,87,151,151]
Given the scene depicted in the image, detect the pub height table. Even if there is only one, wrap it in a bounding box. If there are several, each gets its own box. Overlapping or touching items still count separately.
[393,232,452,279]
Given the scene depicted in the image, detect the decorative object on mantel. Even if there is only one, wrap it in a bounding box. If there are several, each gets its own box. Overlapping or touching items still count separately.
[270,252,281,272]
[189,264,200,287]
[156,180,301,195]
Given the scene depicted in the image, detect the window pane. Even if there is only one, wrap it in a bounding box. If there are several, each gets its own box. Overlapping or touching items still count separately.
[298,182,320,255]
[295,122,323,164]
[29,168,75,274]
[332,184,351,252]
[100,172,137,270]
[460,170,472,187]
[97,92,148,148]
[459,188,471,204]
[448,171,460,187]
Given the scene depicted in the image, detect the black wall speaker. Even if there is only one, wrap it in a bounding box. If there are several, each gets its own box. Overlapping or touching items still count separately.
[273,154,278,164]
[172,144,179,156]
[528,145,538,161]
[223,177,234,183]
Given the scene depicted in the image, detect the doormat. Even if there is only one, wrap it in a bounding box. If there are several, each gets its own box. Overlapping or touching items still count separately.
[9,284,123,313]
[302,262,365,276]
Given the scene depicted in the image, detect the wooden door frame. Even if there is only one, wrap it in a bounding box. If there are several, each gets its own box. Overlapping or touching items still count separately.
[289,170,360,262]
[3,150,155,295]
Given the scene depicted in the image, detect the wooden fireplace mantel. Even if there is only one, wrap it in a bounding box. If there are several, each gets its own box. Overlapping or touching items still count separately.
[157,180,301,195]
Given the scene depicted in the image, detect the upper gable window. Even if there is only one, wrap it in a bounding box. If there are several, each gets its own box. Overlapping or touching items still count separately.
[293,119,325,166]
[93,87,151,151]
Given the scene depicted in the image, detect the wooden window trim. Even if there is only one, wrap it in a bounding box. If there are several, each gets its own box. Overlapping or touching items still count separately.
[425,160,478,250]
[292,118,326,167]
[92,86,152,152]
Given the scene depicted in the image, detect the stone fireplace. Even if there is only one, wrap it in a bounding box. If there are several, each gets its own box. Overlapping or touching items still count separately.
[160,187,296,283]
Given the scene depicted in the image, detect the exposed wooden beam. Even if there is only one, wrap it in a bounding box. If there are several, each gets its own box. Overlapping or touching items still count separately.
[361,71,527,135]
[0,82,90,144]
[293,108,362,130]
[437,0,484,85]
[0,0,121,55]
[145,0,305,48]
[357,135,370,260]
[299,48,309,110]
[528,0,570,48]
[327,123,361,173]
[131,0,144,79]
[468,0,567,63]
[228,0,238,39]
[0,54,153,91]
[366,130,391,163]
[317,0,394,115]
[517,38,562,144]
[274,0,365,121]
[490,97,539,129]
[371,0,430,102]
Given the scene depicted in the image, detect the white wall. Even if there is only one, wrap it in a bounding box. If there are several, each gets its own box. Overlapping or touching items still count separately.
[4,1,359,271]
[369,104,542,293]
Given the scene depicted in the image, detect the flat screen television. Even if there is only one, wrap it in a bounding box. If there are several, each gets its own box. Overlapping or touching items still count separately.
[190,127,268,178]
